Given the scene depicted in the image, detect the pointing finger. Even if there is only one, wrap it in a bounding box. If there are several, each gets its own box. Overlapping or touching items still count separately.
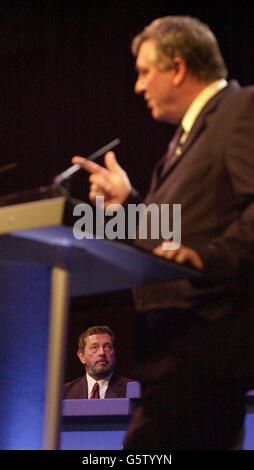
[72,156,108,175]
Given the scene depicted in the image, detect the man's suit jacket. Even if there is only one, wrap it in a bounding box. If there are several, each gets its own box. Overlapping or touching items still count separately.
[132,80,254,388]
[64,374,132,399]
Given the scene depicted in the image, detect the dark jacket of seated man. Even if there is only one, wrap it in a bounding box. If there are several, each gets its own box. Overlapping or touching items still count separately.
[63,325,133,399]
[64,373,132,399]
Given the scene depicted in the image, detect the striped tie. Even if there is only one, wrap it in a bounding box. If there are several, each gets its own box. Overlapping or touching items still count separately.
[161,125,184,177]
[90,382,100,399]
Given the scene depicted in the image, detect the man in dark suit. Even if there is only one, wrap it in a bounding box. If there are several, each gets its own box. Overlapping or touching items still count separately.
[64,325,131,399]
[72,16,254,449]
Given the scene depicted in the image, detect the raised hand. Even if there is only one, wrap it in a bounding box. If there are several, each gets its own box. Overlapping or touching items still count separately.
[72,151,132,208]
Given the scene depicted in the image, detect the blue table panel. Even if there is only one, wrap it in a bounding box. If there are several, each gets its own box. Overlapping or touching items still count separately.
[0,261,51,449]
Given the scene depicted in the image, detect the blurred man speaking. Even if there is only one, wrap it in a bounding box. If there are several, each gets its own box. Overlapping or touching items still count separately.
[73,16,254,449]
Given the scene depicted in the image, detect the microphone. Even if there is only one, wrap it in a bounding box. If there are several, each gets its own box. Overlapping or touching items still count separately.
[53,138,120,185]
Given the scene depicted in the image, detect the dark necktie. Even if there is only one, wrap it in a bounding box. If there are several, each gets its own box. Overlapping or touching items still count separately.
[161,125,184,177]
[90,382,100,399]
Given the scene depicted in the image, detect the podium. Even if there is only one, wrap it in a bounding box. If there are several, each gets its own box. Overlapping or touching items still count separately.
[61,381,141,450]
[0,187,200,450]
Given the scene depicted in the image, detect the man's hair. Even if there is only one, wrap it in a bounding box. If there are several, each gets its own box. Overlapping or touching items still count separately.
[132,16,228,81]
[78,325,115,350]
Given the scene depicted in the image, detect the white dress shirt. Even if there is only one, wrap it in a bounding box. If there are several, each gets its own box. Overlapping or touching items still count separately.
[86,371,113,399]
[180,79,228,144]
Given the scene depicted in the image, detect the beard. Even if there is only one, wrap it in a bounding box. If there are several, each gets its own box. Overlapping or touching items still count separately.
[89,359,115,380]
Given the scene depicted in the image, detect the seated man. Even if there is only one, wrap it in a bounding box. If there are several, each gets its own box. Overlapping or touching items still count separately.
[64,325,132,399]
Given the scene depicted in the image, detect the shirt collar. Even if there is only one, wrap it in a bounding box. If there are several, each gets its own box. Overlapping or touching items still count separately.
[86,371,113,389]
[182,79,228,134]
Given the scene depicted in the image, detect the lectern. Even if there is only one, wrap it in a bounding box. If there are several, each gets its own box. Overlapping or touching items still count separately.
[0,186,199,450]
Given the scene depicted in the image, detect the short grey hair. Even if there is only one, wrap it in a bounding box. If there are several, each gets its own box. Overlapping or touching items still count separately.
[78,325,115,350]
[132,16,228,81]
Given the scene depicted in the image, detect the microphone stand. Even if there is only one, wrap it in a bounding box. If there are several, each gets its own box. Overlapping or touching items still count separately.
[53,138,120,185]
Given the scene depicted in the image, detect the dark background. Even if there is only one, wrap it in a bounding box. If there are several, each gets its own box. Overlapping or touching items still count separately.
[1,0,254,381]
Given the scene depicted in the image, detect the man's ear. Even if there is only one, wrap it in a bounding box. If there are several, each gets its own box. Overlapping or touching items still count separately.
[171,57,187,86]
[77,348,86,365]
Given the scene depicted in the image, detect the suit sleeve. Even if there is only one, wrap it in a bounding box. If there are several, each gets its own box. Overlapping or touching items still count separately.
[196,88,254,281]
